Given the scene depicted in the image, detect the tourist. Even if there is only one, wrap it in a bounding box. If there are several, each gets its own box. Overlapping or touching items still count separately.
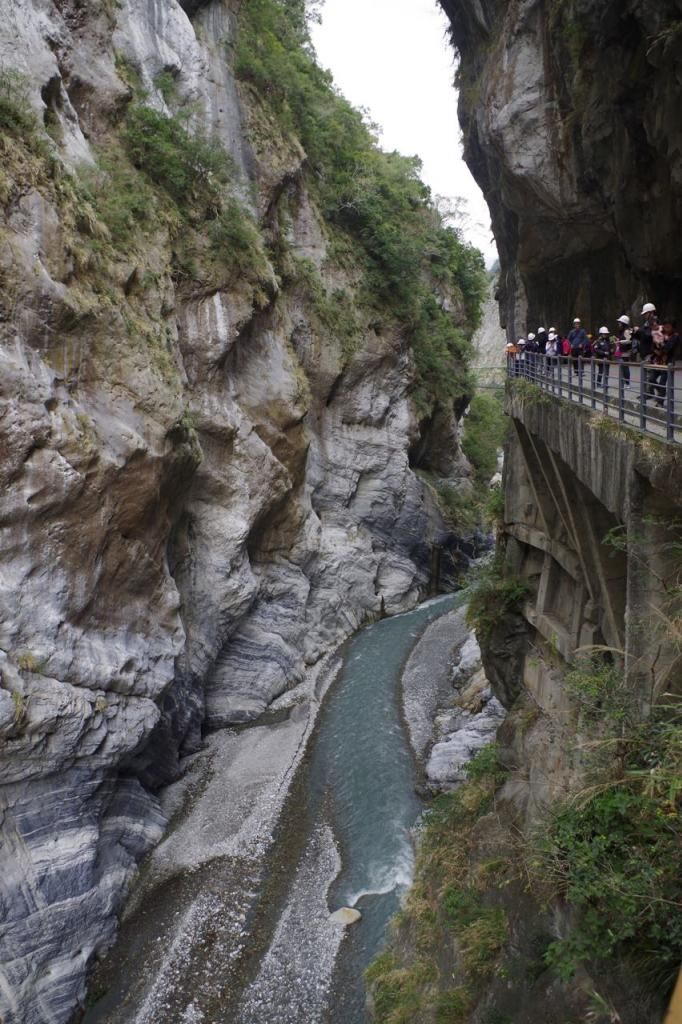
[594,327,612,389]
[615,314,633,385]
[561,332,571,364]
[568,318,588,379]
[650,321,680,407]
[536,326,547,355]
[634,302,658,361]
[649,325,669,407]
[669,321,682,363]
[546,330,559,380]
[505,339,519,376]
[525,332,537,379]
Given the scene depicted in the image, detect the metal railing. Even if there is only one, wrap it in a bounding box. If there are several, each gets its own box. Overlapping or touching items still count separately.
[506,354,682,444]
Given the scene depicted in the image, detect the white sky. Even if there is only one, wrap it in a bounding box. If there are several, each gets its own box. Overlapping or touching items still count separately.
[309,0,497,265]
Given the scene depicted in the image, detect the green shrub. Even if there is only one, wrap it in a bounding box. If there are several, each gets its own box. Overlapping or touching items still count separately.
[432,481,479,532]
[485,485,504,528]
[462,393,506,483]
[123,103,234,208]
[207,197,269,280]
[80,153,159,245]
[564,655,627,722]
[459,909,508,978]
[288,258,362,362]
[365,951,427,1024]
[539,705,682,991]
[435,987,472,1023]
[0,68,50,160]
[367,773,512,1022]
[464,742,507,784]
[411,294,475,415]
[234,0,486,412]
[80,102,271,282]
[466,558,531,642]
[153,69,179,106]
[0,69,39,136]
[442,886,483,928]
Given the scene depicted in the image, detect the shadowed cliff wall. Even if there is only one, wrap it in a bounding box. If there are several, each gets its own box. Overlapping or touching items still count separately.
[440,0,682,337]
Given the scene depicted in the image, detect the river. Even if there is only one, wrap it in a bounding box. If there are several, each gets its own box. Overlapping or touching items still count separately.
[82,592,468,1024]
[232,591,467,1024]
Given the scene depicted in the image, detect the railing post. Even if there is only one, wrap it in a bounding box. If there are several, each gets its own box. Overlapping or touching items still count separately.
[639,360,646,431]
[589,358,594,409]
[619,360,625,423]
[667,364,675,442]
[558,354,563,398]
[578,357,583,404]
[603,360,609,413]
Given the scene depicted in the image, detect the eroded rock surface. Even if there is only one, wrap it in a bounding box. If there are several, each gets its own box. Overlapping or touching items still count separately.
[441,0,682,335]
[0,3,475,1022]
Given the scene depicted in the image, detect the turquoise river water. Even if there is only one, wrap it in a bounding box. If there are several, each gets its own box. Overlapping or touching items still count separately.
[309,591,466,1023]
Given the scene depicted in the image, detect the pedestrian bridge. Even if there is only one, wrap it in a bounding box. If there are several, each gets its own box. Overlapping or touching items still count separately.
[472,365,506,391]
[496,369,682,719]
[503,354,681,445]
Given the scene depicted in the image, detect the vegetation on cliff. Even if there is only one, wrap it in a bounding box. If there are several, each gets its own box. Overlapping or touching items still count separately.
[539,665,682,991]
[234,0,486,414]
[368,645,682,1024]
[366,746,511,1024]
[1,0,486,423]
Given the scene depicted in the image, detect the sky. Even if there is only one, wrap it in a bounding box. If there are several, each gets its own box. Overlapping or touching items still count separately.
[309,0,497,265]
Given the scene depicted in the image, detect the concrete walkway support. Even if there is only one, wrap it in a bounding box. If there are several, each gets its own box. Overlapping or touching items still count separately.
[502,383,682,709]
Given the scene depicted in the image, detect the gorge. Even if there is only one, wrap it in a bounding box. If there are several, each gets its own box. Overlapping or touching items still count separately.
[0,2,486,1022]
[2,1,682,1024]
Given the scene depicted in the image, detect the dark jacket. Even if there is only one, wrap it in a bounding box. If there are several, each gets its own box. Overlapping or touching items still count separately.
[634,316,659,360]
[670,331,682,363]
[568,327,588,356]
[654,332,681,366]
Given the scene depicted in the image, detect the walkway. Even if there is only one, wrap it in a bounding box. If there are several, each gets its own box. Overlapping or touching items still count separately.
[505,355,682,445]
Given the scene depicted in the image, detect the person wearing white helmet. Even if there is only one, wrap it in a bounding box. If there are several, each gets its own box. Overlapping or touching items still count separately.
[525,331,538,379]
[634,302,658,361]
[536,326,547,355]
[545,329,559,377]
[568,318,588,379]
[594,326,612,388]
[506,338,521,376]
[615,314,634,385]
[634,302,663,402]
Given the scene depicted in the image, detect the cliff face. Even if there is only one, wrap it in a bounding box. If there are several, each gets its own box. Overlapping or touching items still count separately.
[366,6,682,1022]
[367,395,682,1024]
[0,4,480,1022]
[440,0,682,338]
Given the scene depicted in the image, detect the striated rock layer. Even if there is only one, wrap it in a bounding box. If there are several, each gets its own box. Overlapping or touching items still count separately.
[441,0,682,337]
[0,3,477,1022]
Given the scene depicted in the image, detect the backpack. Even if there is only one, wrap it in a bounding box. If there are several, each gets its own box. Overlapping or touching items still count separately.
[562,338,571,356]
